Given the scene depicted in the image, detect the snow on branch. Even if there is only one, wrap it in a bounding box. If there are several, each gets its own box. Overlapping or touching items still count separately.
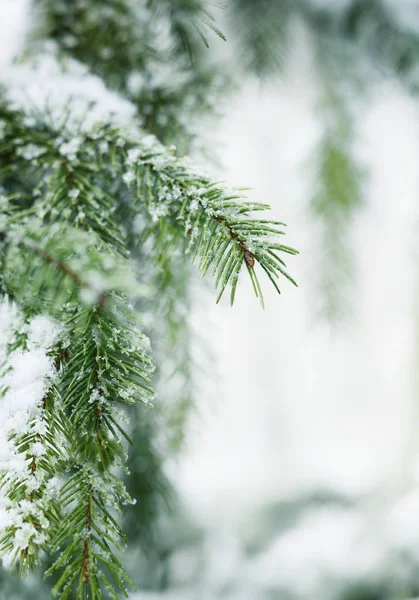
[0,298,63,569]
[0,52,298,308]
[0,45,297,599]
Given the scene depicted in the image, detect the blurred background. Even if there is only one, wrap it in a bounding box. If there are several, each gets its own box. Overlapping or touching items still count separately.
[4,0,419,598]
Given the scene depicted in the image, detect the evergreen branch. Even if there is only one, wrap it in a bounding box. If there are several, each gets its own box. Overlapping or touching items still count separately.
[0,300,65,572]
[122,144,299,305]
[20,240,84,289]
[229,0,290,75]
[0,103,298,307]
[36,0,228,149]
[309,75,363,321]
[0,34,298,596]
[0,230,155,597]
[0,217,138,314]
[229,0,419,86]
[0,213,155,597]
[0,388,65,571]
[47,467,135,600]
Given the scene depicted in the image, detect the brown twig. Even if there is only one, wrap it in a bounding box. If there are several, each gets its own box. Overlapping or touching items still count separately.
[214,215,255,267]
[82,490,93,584]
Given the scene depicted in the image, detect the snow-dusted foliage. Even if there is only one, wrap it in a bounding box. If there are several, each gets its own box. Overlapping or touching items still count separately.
[39,0,228,149]
[1,51,136,132]
[0,2,297,599]
[0,299,62,567]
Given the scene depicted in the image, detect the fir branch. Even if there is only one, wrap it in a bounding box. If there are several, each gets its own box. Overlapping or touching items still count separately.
[229,0,290,76]
[0,388,64,572]
[0,33,298,597]
[0,302,65,571]
[123,146,299,306]
[0,221,136,314]
[35,0,227,149]
[309,75,363,321]
[0,222,155,597]
[47,294,154,598]
[47,467,135,600]
[0,102,298,307]
[229,0,419,90]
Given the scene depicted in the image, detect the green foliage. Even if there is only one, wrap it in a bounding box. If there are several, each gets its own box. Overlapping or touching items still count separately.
[336,0,419,84]
[310,86,362,321]
[229,0,419,88]
[0,103,297,309]
[35,0,228,150]
[3,1,419,598]
[0,382,65,573]
[0,3,297,598]
[230,0,290,76]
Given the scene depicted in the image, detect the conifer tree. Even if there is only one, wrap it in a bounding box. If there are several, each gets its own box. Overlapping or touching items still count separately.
[0,2,297,599]
[3,1,418,599]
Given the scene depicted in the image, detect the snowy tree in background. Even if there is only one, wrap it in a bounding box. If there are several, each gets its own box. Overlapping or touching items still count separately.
[231,0,419,321]
[0,1,298,599]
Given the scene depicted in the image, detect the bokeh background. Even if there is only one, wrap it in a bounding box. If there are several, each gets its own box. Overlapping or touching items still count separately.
[4,1,419,599]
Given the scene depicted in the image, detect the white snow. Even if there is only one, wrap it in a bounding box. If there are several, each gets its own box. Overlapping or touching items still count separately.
[0,298,61,563]
[0,51,137,134]
[123,171,136,185]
